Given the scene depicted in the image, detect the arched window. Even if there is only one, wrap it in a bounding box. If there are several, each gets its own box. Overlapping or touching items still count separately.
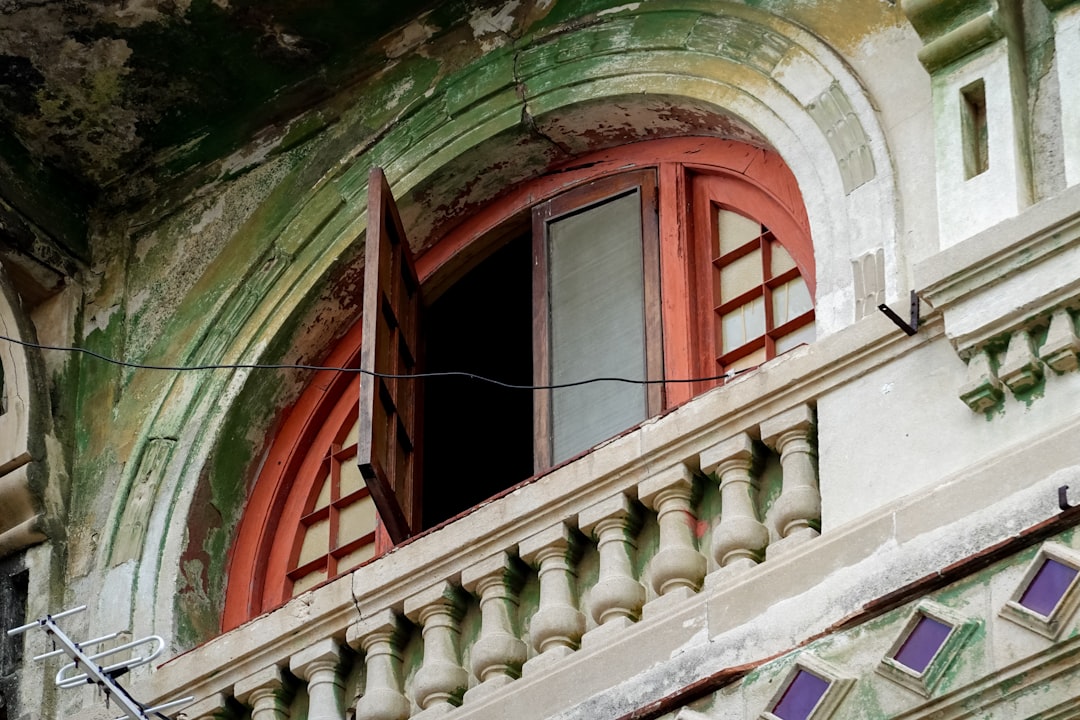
[224,138,813,627]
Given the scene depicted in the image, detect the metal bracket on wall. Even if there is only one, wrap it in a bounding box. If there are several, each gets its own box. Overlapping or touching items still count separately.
[878,290,921,336]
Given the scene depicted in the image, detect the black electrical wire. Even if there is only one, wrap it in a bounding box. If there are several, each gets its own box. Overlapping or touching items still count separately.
[0,334,755,390]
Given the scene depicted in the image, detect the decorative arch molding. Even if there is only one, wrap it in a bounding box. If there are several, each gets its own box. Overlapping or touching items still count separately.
[0,266,43,557]
[104,2,900,644]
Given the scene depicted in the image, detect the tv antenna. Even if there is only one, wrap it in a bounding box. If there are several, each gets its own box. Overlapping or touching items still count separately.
[7,605,193,720]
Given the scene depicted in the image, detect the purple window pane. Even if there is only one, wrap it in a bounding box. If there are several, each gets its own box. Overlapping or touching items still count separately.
[892,615,952,674]
[1019,558,1079,617]
[772,669,829,720]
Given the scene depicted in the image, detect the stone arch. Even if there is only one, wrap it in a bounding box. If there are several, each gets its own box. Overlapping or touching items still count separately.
[102,2,901,644]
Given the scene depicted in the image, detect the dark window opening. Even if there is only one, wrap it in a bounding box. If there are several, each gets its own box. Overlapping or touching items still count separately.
[423,235,534,527]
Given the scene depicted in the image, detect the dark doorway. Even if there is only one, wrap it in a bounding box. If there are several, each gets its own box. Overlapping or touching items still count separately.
[422,235,534,527]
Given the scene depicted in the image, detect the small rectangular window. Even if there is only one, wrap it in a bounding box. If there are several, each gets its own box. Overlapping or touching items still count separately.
[1018,557,1079,617]
[960,79,988,179]
[877,600,974,696]
[771,669,829,720]
[891,615,952,674]
[1000,542,1080,639]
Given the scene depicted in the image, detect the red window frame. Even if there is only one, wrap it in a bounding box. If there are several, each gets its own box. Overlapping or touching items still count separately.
[224,138,813,628]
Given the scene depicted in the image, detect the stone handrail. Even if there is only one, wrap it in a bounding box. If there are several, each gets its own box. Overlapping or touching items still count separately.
[171,405,820,720]
[156,313,920,720]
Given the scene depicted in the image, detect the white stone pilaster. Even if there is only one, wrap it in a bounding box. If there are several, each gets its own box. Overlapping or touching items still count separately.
[1041,0,1080,186]
[904,0,1032,247]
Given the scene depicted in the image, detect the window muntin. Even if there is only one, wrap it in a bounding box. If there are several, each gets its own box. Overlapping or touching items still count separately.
[288,417,379,594]
[711,210,815,368]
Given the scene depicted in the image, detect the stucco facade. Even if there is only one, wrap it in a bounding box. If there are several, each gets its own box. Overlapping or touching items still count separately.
[3,0,1080,719]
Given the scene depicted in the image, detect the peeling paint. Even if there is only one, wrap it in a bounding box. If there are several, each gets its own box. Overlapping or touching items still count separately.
[597,3,640,17]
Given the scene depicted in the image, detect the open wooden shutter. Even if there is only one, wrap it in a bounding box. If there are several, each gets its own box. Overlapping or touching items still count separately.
[357,167,424,544]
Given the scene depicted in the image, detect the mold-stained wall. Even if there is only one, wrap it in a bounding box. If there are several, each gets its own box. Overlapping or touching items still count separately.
[4,1,1080,719]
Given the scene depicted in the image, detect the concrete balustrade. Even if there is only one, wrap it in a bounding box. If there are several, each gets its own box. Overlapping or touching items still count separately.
[579,494,646,643]
[762,404,821,558]
[151,395,826,720]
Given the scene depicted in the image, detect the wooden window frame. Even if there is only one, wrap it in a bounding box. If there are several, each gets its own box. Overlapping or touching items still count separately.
[531,170,664,470]
[690,167,815,385]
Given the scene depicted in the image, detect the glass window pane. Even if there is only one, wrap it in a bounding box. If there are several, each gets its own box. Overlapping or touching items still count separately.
[773,276,813,326]
[292,567,327,595]
[339,458,365,498]
[775,322,816,354]
[727,347,767,373]
[550,191,648,464]
[296,517,330,567]
[772,670,829,720]
[313,471,332,510]
[892,616,952,674]
[717,209,761,256]
[337,542,376,573]
[338,495,377,547]
[720,249,763,304]
[721,296,765,351]
[771,241,796,277]
[1019,558,1079,617]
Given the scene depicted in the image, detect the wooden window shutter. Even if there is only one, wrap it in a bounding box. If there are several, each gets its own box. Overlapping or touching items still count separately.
[357,167,424,544]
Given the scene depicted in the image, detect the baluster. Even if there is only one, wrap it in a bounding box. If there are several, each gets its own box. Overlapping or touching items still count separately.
[235,667,290,720]
[404,581,469,716]
[520,523,585,675]
[179,692,233,720]
[761,404,821,559]
[639,464,706,613]
[462,552,527,702]
[701,433,769,585]
[348,609,411,720]
[290,639,346,720]
[579,494,645,645]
